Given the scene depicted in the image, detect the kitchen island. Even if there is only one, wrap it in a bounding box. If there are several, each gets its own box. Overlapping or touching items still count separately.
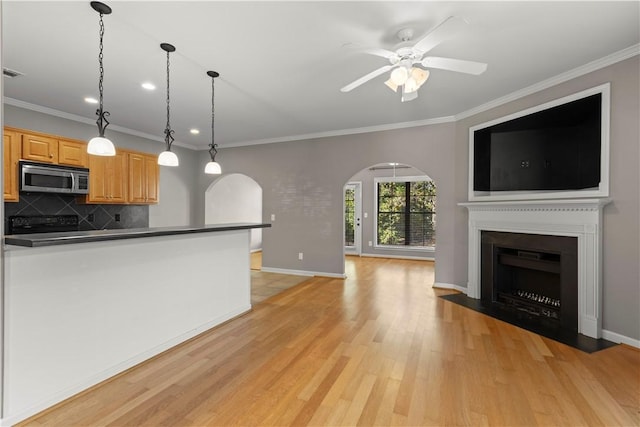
[2,223,270,426]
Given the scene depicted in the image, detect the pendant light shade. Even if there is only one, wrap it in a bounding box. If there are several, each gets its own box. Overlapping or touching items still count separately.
[158,42,179,167]
[158,150,179,167]
[204,70,222,175]
[88,1,116,156]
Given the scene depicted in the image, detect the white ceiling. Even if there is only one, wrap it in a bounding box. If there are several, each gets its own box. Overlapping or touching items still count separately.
[2,1,639,150]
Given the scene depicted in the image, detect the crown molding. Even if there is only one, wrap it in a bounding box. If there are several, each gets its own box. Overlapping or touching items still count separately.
[5,44,638,151]
[2,97,197,150]
[221,116,457,149]
[455,44,639,121]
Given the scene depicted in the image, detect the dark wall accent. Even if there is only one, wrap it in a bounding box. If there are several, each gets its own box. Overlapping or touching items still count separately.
[4,194,149,231]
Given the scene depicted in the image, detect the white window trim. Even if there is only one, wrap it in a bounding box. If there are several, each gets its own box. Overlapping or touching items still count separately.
[373,175,435,251]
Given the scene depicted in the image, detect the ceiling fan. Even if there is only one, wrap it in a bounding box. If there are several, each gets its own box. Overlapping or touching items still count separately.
[340,16,488,102]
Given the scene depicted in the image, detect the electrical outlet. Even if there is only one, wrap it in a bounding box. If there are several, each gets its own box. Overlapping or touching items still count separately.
[298,252,303,260]
[368,241,373,247]
[88,214,94,222]
[271,214,276,221]
[364,212,368,218]
[115,214,121,222]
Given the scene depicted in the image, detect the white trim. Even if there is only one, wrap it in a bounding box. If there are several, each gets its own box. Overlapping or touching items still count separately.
[456,44,639,121]
[360,253,435,262]
[3,97,195,150]
[260,267,346,279]
[220,116,456,148]
[0,305,250,427]
[602,329,640,349]
[433,282,467,293]
[250,248,262,254]
[468,83,611,202]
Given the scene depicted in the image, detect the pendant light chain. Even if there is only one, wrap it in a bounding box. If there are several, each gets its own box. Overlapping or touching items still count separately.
[164,49,175,150]
[98,12,104,112]
[209,76,218,160]
[95,9,110,137]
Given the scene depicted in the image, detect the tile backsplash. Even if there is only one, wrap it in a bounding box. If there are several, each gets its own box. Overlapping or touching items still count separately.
[4,194,149,232]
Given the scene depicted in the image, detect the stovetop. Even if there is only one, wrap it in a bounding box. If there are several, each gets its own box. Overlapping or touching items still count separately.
[7,215,79,235]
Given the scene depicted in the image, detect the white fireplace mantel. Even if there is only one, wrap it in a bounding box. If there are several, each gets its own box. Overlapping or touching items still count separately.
[459,198,611,338]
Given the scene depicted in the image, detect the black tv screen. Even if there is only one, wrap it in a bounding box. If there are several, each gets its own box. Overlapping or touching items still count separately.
[473,93,602,192]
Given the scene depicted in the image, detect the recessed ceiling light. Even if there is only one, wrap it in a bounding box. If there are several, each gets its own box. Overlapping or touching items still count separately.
[190,129,200,135]
[141,82,156,90]
[84,97,98,104]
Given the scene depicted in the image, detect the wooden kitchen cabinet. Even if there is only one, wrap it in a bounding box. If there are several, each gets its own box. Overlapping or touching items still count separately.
[86,151,128,203]
[3,129,21,202]
[128,152,159,204]
[21,133,58,163]
[58,139,88,167]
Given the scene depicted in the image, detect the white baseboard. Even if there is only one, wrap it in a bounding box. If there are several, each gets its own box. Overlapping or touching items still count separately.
[250,248,262,254]
[360,253,435,261]
[260,267,346,279]
[602,329,640,349]
[0,305,251,427]
[433,282,468,293]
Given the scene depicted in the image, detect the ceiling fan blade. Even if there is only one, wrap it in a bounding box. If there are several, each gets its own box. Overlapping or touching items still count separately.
[413,16,466,55]
[340,65,394,92]
[361,48,398,60]
[420,57,487,75]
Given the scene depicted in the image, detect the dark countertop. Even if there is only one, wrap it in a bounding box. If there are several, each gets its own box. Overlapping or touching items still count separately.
[4,223,271,248]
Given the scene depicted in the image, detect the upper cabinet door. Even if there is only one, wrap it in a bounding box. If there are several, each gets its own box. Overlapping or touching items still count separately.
[4,130,21,202]
[144,155,159,204]
[58,139,88,167]
[22,133,58,163]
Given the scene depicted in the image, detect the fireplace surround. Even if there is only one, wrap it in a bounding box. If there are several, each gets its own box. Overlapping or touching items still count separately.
[460,198,610,339]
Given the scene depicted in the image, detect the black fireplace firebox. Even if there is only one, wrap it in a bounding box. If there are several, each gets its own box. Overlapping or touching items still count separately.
[481,231,578,332]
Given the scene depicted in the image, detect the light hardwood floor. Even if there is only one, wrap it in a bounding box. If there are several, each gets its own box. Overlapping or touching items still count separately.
[19,257,640,426]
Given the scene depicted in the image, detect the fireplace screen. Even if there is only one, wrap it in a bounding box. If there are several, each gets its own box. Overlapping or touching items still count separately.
[481,231,578,332]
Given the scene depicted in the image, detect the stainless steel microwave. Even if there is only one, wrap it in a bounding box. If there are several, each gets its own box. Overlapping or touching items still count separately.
[19,160,89,195]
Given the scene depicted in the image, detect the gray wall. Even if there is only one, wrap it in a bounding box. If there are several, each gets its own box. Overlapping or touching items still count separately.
[453,56,640,340]
[349,165,435,259]
[195,123,457,279]
[3,104,199,227]
[3,56,638,340]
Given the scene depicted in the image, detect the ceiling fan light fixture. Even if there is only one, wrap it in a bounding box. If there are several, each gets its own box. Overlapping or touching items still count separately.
[384,79,398,92]
[390,67,409,86]
[401,86,419,103]
[411,67,430,88]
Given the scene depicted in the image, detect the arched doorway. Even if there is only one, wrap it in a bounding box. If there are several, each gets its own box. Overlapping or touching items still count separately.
[343,162,436,264]
[205,173,263,252]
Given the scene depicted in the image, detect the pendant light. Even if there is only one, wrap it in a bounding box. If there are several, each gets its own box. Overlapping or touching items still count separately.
[87,1,116,156]
[204,71,222,175]
[158,43,179,167]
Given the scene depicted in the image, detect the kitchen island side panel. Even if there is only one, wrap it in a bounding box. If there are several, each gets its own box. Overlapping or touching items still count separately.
[2,229,250,424]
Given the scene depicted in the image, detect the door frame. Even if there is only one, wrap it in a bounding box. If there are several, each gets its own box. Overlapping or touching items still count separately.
[344,181,362,255]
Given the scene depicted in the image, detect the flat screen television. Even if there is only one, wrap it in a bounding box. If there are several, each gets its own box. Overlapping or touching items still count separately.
[469,84,609,201]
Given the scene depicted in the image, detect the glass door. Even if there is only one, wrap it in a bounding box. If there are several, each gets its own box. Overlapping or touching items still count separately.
[344,182,362,255]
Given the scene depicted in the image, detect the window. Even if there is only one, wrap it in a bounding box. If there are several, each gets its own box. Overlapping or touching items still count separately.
[375,177,436,248]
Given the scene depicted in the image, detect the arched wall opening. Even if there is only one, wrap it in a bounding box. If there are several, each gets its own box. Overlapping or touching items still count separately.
[205,173,263,251]
[343,162,437,274]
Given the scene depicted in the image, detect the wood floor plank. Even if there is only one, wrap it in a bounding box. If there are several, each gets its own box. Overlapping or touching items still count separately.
[16,257,640,427]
